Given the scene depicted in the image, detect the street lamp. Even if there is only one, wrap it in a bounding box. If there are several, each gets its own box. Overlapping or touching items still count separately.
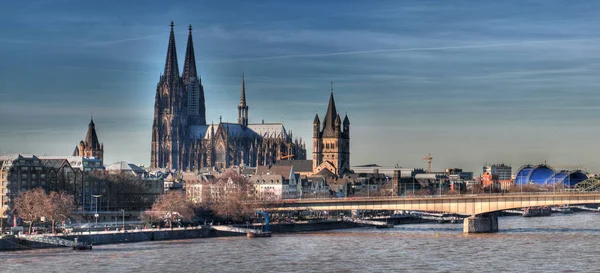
[121,209,125,232]
[92,195,102,226]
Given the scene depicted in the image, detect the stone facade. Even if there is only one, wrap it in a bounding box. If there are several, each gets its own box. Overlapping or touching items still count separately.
[312,85,350,177]
[151,22,306,171]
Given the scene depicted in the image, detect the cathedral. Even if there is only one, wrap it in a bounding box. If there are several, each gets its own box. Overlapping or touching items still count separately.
[150,22,306,171]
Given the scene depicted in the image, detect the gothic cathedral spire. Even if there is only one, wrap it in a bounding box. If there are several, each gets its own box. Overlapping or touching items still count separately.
[238,73,249,126]
[164,21,179,81]
[183,24,206,126]
[182,24,197,82]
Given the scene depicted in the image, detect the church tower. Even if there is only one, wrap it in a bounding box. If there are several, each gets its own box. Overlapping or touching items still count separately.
[182,24,206,126]
[238,74,249,127]
[312,82,350,176]
[151,21,186,170]
[73,118,104,162]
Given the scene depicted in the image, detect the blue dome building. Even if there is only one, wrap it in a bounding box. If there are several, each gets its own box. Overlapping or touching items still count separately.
[514,165,588,186]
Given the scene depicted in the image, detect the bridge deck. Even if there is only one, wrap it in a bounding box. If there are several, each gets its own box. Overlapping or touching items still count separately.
[270,193,600,216]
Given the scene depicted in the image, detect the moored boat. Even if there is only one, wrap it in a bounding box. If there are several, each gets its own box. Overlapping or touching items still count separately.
[247,231,272,238]
[523,207,552,217]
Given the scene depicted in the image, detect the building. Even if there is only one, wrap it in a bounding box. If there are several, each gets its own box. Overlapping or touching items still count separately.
[483,164,511,187]
[514,164,588,187]
[0,155,85,217]
[150,22,306,171]
[72,118,104,162]
[251,165,298,199]
[312,85,350,177]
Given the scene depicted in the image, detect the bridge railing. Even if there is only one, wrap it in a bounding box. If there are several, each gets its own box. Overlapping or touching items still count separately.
[284,191,600,203]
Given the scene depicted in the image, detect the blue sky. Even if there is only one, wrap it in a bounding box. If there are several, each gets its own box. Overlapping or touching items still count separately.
[2,0,600,174]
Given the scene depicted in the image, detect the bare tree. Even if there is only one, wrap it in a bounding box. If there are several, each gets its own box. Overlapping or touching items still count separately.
[13,188,48,234]
[46,192,75,234]
[145,191,194,228]
[211,170,255,223]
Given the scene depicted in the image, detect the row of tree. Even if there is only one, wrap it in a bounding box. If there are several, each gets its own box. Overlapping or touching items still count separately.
[144,170,279,227]
[13,188,75,234]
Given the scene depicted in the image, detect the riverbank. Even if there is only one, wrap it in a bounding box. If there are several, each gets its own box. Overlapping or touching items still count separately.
[0,217,431,251]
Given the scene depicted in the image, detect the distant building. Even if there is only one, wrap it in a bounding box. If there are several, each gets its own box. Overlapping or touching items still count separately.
[105,161,147,177]
[72,118,104,163]
[312,85,350,177]
[0,154,85,217]
[483,164,511,181]
[251,165,298,199]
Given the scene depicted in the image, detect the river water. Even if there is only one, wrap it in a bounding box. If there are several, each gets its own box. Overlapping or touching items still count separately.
[3,213,600,272]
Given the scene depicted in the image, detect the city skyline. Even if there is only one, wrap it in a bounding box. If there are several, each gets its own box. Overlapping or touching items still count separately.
[3,0,600,173]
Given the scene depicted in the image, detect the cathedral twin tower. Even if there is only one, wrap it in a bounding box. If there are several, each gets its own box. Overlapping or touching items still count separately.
[151,22,307,171]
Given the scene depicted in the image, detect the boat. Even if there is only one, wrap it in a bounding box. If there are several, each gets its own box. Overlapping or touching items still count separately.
[247,231,272,238]
[247,210,272,238]
[72,242,92,250]
[523,207,552,217]
[551,206,573,214]
[72,238,92,250]
[375,223,394,229]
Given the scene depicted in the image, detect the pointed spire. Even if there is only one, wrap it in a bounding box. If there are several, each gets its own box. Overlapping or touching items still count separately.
[240,73,247,106]
[182,24,197,82]
[163,21,179,81]
[313,113,320,124]
[321,82,338,137]
[85,118,101,150]
[343,112,350,125]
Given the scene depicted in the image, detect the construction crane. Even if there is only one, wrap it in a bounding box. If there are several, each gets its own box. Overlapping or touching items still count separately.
[422,153,433,173]
[280,153,295,160]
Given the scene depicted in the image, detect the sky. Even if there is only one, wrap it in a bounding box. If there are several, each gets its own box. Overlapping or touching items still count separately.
[2,0,600,174]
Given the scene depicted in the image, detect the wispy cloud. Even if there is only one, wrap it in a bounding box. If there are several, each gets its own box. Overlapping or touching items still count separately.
[55,65,153,74]
[85,32,168,47]
[215,37,600,62]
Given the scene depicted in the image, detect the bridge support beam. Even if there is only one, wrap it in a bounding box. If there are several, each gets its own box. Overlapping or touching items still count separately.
[463,214,498,233]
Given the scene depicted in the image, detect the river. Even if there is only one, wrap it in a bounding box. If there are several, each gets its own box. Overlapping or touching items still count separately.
[2,213,600,272]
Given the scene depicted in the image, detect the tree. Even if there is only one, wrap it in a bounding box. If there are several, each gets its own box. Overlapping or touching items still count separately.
[46,191,75,234]
[145,191,194,228]
[210,170,255,222]
[13,188,48,234]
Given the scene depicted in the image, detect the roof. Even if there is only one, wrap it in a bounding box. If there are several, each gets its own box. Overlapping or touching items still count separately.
[40,159,69,169]
[246,123,287,139]
[256,165,293,177]
[105,161,146,174]
[321,91,338,137]
[0,154,97,169]
[274,160,313,173]
[191,122,289,140]
[250,174,285,185]
[189,124,217,140]
[353,164,382,168]
[314,167,335,177]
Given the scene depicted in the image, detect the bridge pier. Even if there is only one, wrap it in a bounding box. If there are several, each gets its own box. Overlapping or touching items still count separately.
[463,214,498,233]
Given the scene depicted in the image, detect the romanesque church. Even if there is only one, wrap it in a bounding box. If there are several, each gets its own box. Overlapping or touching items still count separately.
[151,22,306,171]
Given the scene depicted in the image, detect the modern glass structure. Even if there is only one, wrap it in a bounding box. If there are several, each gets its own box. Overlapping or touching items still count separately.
[514,164,588,186]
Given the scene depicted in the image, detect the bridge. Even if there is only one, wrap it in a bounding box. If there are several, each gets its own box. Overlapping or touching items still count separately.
[269,192,600,233]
